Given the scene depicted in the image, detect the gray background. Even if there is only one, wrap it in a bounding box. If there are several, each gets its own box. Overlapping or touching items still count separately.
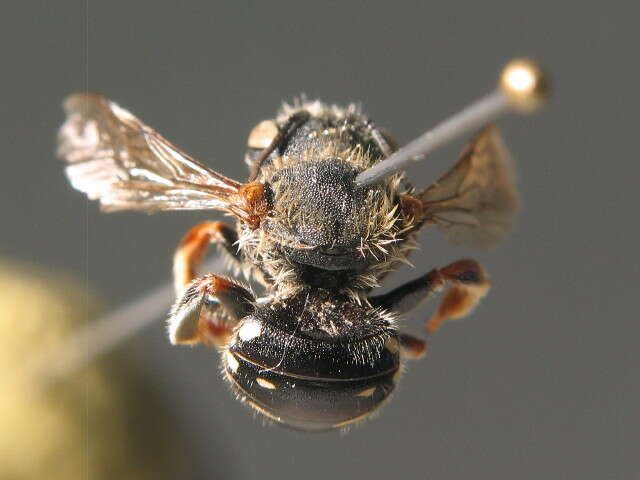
[2,1,638,479]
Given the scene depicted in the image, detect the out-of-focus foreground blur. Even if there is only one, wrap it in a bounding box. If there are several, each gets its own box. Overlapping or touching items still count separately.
[0,260,190,479]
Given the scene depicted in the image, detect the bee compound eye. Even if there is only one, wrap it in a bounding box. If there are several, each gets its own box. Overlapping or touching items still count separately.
[222,316,401,431]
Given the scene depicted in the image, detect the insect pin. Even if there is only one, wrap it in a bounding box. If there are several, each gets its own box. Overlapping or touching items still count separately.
[58,59,548,430]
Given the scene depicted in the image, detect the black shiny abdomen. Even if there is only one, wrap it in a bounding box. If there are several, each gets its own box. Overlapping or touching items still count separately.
[222,290,401,430]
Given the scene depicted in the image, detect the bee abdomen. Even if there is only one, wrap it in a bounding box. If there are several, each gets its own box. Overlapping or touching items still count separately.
[223,302,401,430]
[224,349,398,431]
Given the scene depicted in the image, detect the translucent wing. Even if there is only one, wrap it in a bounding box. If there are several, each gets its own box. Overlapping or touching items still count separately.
[57,94,267,225]
[418,126,519,248]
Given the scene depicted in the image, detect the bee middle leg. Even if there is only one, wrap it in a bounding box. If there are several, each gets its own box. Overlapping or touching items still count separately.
[173,221,240,295]
[369,259,490,334]
[168,274,255,346]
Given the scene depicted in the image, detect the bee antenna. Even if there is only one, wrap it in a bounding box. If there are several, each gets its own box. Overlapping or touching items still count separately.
[355,58,549,187]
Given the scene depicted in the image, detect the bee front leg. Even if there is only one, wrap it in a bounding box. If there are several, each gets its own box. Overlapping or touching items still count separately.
[369,259,490,334]
[168,275,255,347]
[173,221,240,295]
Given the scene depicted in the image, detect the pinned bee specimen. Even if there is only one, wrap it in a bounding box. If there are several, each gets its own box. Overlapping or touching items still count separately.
[58,59,547,430]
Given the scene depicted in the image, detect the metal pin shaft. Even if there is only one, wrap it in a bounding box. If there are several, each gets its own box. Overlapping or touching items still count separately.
[356,91,508,186]
[355,58,548,187]
[29,257,224,388]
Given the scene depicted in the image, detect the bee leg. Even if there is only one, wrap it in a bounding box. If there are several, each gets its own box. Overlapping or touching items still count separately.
[173,221,239,295]
[426,259,490,333]
[168,274,255,346]
[369,259,490,334]
[398,333,427,360]
[369,270,444,315]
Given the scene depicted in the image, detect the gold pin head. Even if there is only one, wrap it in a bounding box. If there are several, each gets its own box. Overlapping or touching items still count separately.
[500,58,549,113]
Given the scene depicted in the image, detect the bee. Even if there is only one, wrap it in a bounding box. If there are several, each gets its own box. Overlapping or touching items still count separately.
[57,60,545,430]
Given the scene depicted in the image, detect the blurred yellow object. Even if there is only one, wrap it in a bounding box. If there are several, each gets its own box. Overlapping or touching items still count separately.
[0,260,181,479]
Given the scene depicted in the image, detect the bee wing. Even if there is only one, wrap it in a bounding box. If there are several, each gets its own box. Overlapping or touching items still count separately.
[57,94,267,224]
[418,126,519,248]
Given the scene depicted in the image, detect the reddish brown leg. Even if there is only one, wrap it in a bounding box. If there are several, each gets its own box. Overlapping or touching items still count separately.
[173,221,239,295]
[399,333,427,360]
[369,259,490,334]
[168,274,254,347]
[426,260,490,334]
